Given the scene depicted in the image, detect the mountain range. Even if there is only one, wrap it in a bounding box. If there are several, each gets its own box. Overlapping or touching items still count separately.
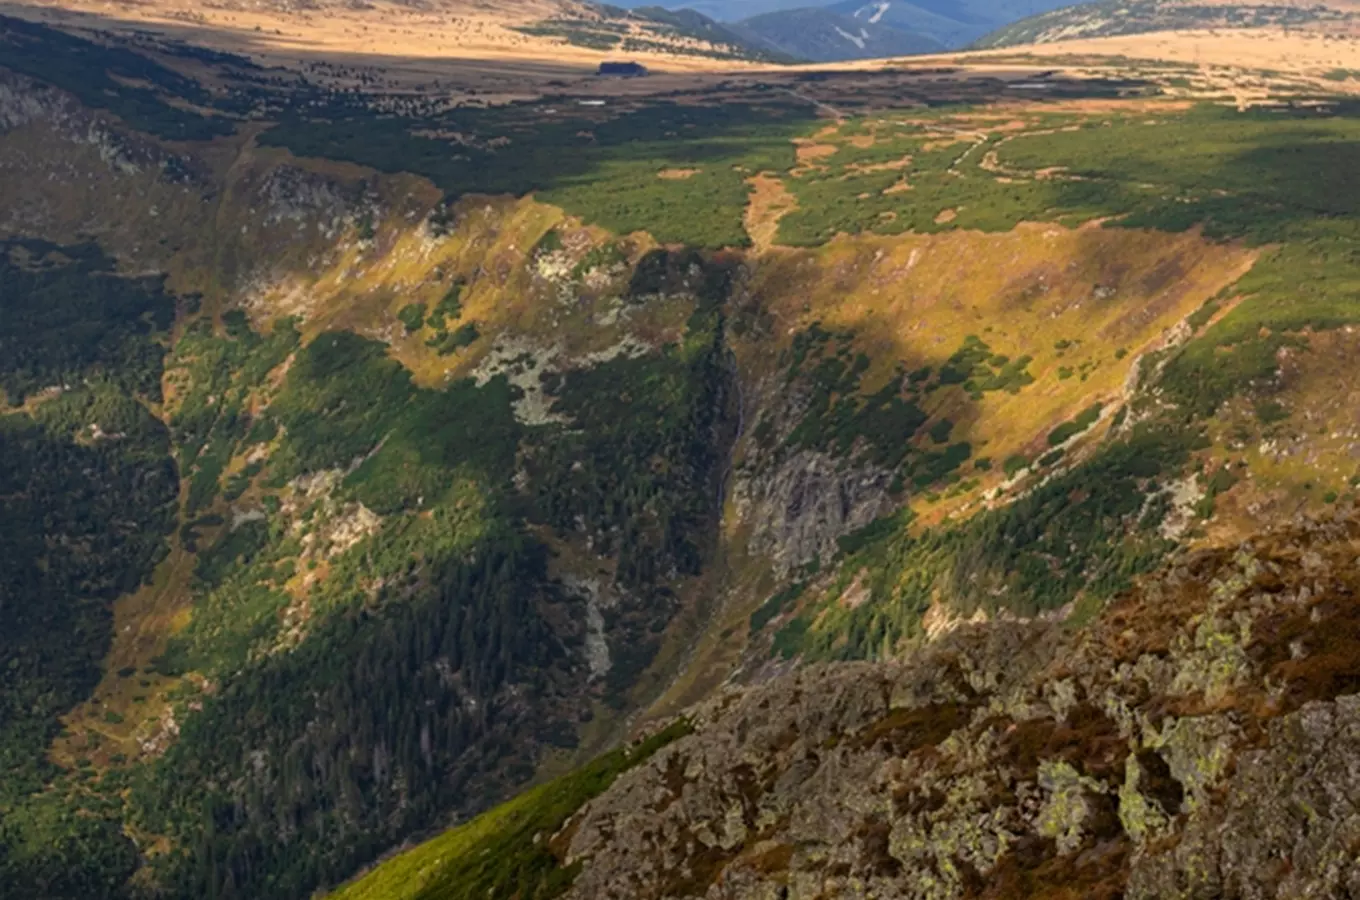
[613,0,1086,58]
[730,6,946,62]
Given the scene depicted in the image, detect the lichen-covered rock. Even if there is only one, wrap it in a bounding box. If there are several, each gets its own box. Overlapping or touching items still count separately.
[1035,759,1108,854]
[1117,751,1174,846]
[557,511,1360,899]
[1128,696,1360,899]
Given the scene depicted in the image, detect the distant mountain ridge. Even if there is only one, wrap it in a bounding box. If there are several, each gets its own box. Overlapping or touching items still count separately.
[731,5,943,61]
[611,0,1084,50]
[828,0,1006,46]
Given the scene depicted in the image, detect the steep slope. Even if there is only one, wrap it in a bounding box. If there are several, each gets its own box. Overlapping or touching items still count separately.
[553,508,1360,899]
[0,20,760,898]
[332,506,1360,899]
[733,6,943,61]
[317,85,1360,898]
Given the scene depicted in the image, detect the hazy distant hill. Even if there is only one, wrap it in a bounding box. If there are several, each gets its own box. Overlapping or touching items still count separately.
[614,0,1081,47]
[732,6,943,61]
[516,2,797,61]
[827,0,987,47]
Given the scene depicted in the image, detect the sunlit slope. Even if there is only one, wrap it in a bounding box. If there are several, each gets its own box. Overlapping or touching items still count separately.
[328,721,689,900]
[0,0,777,87]
[727,97,1360,666]
[1,51,748,898]
[973,0,1354,49]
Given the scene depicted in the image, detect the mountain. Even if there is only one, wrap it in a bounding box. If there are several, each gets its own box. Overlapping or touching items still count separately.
[732,6,944,62]
[828,0,988,47]
[515,3,797,62]
[343,504,1360,899]
[6,5,1360,900]
[974,0,1355,48]
[717,0,1091,63]
[613,0,1088,47]
[827,0,1078,47]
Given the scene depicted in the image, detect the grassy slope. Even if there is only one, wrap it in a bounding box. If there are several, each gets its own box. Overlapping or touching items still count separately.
[328,721,692,900]
[730,96,1360,664]
[0,81,727,897]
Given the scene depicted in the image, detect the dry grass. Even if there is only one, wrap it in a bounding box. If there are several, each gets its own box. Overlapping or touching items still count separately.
[1202,327,1360,544]
[49,540,199,769]
[938,25,1360,103]
[740,222,1258,523]
[793,140,841,171]
[0,0,763,99]
[744,173,799,254]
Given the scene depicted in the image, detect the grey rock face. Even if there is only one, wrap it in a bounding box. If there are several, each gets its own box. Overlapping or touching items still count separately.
[256,165,352,228]
[737,447,894,574]
[0,71,159,175]
[0,72,71,133]
[562,625,1056,900]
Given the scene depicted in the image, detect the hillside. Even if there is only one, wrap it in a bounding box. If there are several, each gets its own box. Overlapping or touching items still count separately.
[616,0,1082,47]
[511,4,795,63]
[830,0,1079,46]
[5,7,1360,900]
[732,6,943,62]
[975,0,1356,48]
[0,0,781,90]
[723,0,1083,62]
[347,505,1360,899]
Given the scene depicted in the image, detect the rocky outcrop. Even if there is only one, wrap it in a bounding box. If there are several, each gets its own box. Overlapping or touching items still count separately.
[734,446,894,574]
[0,70,179,177]
[0,70,71,133]
[1127,696,1360,898]
[730,365,896,574]
[256,164,354,230]
[558,509,1360,899]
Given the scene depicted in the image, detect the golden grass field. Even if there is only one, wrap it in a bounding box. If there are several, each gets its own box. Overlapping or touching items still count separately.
[4,0,1359,104]
[0,0,762,102]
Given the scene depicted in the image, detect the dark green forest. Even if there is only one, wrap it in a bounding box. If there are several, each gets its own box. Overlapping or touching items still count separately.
[0,222,738,900]
[0,243,179,898]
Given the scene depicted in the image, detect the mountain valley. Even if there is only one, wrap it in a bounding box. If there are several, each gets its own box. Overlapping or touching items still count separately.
[3,4,1360,899]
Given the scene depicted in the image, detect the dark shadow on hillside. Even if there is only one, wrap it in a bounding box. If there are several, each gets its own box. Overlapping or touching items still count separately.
[729,247,1203,661]
[1020,103,1360,244]
[786,66,1152,112]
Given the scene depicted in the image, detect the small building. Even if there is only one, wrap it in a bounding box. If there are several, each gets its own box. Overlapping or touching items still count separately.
[597,61,648,77]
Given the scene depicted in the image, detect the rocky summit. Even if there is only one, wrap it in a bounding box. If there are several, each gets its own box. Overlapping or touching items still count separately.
[563,509,1360,899]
